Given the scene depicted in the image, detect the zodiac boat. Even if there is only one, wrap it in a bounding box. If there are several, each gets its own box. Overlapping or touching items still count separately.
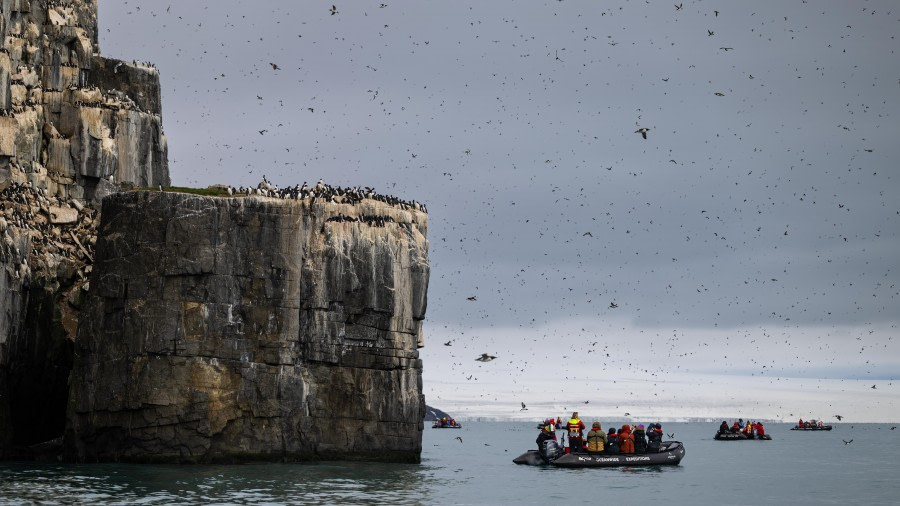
[790,425,832,431]
[513,440,685,467]
[714,431,772,440]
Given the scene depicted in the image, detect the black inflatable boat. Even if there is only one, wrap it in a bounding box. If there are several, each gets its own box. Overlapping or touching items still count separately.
[714,431,772,440]
[790,425,832,431]
[513,440,685,467]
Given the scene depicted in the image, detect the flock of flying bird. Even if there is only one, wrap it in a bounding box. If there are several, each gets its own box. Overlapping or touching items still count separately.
[106,0,897,421]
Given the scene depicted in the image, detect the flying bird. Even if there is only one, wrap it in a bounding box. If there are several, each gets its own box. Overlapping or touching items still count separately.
[521,402,528,411]
[269,62,280,70]
[675,3,683,11]
[624,413,631,416]
[708,29,715,36]
[842,439,853,445]
[871,385,877,389]
[609,302,618,309]
[583,232,593,237]
[329,5,338,15]
[834,415,843,421]
[714,92,725,96]
[635,127,650,139]
[667,433,675,438]
[476,353,497,362]
[467,295,477,301]
[455,436,463,443]
[443,340,452,346]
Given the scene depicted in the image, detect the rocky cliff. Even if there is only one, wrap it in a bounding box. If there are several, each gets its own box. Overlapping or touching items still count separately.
[0,0,169,457]
[66,191,429,463]
[1,0,428,465]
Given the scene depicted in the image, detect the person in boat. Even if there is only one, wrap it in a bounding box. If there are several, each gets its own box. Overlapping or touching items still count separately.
[730,421,741,433]
[754,421,766,438]
[618,424,635,454]
[798,418,804,428]
[719,421,730,434]
[647,423,663,451]
[536,424,557,450]
[817,420,824,428]
[566,412,586,453]
[606,428,619,454]
[586,422,607,452]
[738,418,745,429]
[633,424,648,453]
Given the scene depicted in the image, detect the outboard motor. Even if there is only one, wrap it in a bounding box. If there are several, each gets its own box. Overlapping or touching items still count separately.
[541,440,564,463]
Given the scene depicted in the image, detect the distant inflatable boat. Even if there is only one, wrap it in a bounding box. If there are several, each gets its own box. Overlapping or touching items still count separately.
[790,425,832,431]
[513,441,685,467]
[432,422,461,429]
[714,431,772,440]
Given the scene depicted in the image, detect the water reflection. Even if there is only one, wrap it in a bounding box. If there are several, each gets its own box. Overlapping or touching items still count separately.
[0,461,433,505]
[3,423,894,505]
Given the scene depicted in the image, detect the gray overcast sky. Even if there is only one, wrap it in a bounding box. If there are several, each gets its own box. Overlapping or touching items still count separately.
[100,1,899,420]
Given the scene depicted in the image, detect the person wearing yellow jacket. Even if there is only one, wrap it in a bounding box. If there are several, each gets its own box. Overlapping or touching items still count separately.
[566,412,586,452]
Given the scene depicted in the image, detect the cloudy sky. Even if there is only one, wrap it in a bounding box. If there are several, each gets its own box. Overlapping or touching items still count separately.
[99,1,899,421]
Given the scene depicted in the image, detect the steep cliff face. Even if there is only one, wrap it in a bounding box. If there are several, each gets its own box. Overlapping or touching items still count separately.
[0,0,169,457]
[66,191,429,463]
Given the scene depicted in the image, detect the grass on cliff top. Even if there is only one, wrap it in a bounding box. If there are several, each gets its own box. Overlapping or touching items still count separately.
[135,186,231,196]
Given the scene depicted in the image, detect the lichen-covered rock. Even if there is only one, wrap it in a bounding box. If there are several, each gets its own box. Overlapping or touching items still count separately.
[66,191,429,463]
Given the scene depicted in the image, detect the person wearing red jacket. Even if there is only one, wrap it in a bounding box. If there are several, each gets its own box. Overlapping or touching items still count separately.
[618,424,636,454]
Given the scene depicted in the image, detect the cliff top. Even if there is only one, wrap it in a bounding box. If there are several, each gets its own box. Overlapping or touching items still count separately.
[134,179,429,216]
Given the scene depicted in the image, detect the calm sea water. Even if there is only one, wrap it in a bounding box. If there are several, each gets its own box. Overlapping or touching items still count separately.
[0,422,896,505]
